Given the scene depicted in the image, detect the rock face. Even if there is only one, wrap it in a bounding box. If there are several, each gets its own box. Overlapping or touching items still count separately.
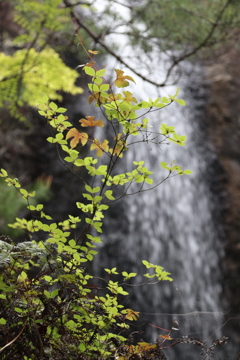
[204,49,240,344]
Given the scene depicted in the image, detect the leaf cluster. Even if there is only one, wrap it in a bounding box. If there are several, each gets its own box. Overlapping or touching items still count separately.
[0,0,85,120]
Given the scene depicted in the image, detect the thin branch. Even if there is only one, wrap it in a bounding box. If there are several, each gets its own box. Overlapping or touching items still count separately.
[64,0,234,87]
[162,0,234,84]
[0,318,28,353]
[63,0,167,87]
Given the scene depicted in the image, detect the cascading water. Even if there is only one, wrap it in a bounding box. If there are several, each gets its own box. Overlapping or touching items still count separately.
[93,70,226,359]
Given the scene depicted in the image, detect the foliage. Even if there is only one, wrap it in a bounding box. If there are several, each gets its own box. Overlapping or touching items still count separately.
[127,0,240,53]
[0,0,83,120]
[0,176,52,237]
[0,48,82,119]
[0,61,229,359]
[1,0,239,121]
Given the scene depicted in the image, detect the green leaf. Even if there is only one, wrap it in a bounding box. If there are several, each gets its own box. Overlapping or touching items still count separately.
[94,77,102,85]
[27,205,36,210]
[96,69,106,77]
[47,137,57,143]
[69,239,76,247]
[20,189,28,195]
[105,267,119,275]
[142,260,152,269]
[49,102,58,111]
[79,343,86,352]
[160,162,170,170]
[100,84,109,91]
[14,307,23,313]
[174,99,186,106]
[41,95,49,103]
[0,318,6,325]
[36,204,44,211]
[86,234,102,243]
[169,134,186,146]
[84,66,95,76]
[145,178,153,184]
[85,184,100,193]
[92,186,100,193]
[19,271,28,280]
[88,83,99,92]
[183,169,192,175]
[56,107,67,113]
[105,190,115,200]
[0,168,8,177]
[85,184,93,193]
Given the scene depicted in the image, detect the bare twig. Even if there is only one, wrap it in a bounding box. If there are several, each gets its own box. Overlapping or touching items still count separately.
[64,0,234,87]
[0,318,28,353]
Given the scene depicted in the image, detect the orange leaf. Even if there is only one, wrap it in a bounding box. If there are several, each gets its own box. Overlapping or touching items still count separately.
[80,116,104,127]
[83,61,96,68]
[90,139,109,157]
[125,308,139,321]
[66,128,88,148]
[114,69,136,88]
[159,335,173,340]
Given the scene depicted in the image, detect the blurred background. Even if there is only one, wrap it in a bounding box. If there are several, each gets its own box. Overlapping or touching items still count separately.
[0,0,240,358]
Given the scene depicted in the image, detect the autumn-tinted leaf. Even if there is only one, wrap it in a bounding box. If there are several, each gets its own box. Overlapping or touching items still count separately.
[88,50,99,54]
[80,116,104,127]
[159,334,173,340]
[125,308,139,321]
[88,92,109,105]
[66,128,88,148]
[109,133,127,157]
[138,342,157,351]
[114,69,136,88]
[83,61,96,68]
[108,93,123,101]
[123,91,137,104]
[90,139,109,157]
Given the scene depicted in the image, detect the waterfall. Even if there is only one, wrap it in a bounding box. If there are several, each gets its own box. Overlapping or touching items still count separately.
[92,68,225,358]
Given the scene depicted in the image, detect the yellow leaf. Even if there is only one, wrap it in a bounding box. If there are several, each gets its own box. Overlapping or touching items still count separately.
[123,91,137,104]
[66,128,88,148]
[109,133,127,157]
[90,139,109,157]
[114,69,136,88]
[108,93,123,101]
[80,116,104,127]
[88,50,99,54]
[138,342,157,351]
[125,308,139,321]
